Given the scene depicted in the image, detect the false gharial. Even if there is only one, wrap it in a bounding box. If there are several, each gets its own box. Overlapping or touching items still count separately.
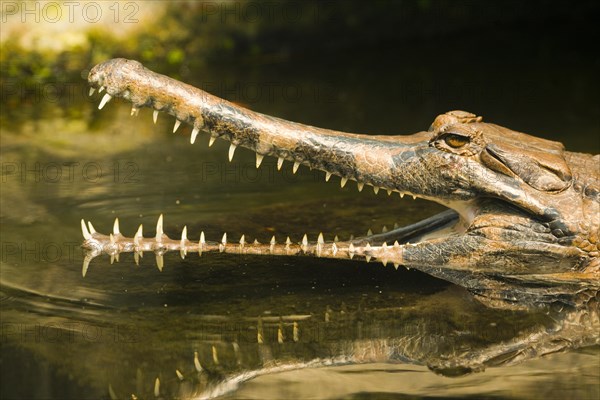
[82,58,599,310]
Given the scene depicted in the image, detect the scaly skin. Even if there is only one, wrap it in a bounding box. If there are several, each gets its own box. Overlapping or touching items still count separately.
[83,58,599,307]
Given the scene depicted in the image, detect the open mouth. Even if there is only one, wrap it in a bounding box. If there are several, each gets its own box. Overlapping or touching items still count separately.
[81,58,472,277]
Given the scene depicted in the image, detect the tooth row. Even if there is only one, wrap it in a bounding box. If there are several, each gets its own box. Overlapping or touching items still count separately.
[117,333,336,400]
[81,215,405,276]
[92,90,420,199]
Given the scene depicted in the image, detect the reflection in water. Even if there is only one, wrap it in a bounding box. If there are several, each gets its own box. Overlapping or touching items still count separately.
[1,49,599,399]
[1,263,598,399]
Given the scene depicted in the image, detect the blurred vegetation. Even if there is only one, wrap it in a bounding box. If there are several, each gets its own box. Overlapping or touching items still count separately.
[1,0,598,141]
[2,0,598,88]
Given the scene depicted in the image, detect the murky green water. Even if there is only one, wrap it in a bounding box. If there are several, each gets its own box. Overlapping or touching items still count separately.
[2,41,599,399]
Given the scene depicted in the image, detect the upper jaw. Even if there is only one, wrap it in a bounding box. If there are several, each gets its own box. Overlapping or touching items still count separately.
[87,59,477,208]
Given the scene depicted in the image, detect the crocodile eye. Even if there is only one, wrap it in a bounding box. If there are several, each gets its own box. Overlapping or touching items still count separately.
[443,133,470,148]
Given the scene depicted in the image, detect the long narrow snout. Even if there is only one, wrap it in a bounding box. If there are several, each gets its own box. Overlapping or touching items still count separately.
[89,58,442,198]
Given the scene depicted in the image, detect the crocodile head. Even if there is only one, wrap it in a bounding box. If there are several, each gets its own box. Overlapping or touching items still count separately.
[83,58,599,306]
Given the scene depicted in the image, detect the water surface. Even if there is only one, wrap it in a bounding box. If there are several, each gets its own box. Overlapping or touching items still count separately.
[1,40,599,399]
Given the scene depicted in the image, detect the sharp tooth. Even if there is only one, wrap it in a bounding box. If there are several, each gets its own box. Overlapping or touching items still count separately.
[156,254,164,271]
[134,224,143,245]
[194,351,203,372]
[88,87,95,96]
[98,93,112,109]
[285,236,291,252]
[110,254,115,264]
[348,243,355,259]
[221,233,227,245]
[176,370,184,381]
[113,218,120,235]
[109,233,115,244]
[277,157,284,170]
[270,236,276,252]
[87,221,96,235]
[81,219,92,240]
[257,330,264,344]
[357,182,364,192]
[153,110,159,124]
[387,189,392,196]
[190,127,200,144]
[239,234,245,246]
[181,226,188,242]
[412,195,417,200]
[209,134,217,147]
[285,236,292,254]
[130,106,139,116]
[156,214,164,241]
[340,177,348,188]
[98,86,105,93]
[293,161,300,174]
[367,229,373,236]
[228,143,237,161]
[199,231,205,255]
[212,345,219,364]
[134,251,140,265]
[256,154,264,168]
[394,263,400,270]
[154,377,160,397]
[82,255,91,277]
[325,172,332,182]
[173,120,181,133]
[365,243,372,262]
[334,235,339,242]
[316,234,323,257]
[393,240,400,247]
[233,341,241,358]
[302,234,308,246]
[293,322,299,342]
[382,226,388,233]
[400,193,405,198]
[373,186,380,194]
